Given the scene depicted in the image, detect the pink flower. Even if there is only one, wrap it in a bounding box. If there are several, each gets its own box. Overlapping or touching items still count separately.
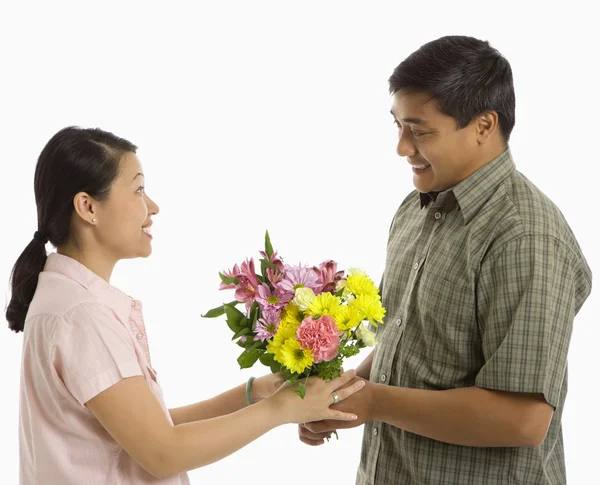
[220,258,261,308]
[296,315,342,363]
[259,250,285,285]
[278,264,321,297]
[219,263,240,290]
[254,307,281,341]
[255,283,293,313]
[313,260,345,294]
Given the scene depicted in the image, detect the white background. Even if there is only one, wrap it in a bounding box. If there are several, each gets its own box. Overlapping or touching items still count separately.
[1,1,598,483]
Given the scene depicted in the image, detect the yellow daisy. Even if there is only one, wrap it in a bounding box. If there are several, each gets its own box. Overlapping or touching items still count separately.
[344,273,378,298]
[281,338,314,374]
[306,292,342,319]
[333,305,364,331]
[351,294,385,326]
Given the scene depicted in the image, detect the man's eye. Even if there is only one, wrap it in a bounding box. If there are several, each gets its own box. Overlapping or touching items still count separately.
[411,131,426,137]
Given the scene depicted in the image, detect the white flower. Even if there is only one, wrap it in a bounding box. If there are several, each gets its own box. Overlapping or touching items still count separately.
[348,267,367,276]
[335,279,347,292]
[293,287,316,311]
[356,323,378,347]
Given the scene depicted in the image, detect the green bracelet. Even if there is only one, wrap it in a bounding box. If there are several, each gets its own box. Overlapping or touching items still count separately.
[245,376,255,406]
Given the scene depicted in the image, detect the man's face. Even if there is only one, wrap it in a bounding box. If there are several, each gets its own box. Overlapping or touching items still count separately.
[391,90,480,193]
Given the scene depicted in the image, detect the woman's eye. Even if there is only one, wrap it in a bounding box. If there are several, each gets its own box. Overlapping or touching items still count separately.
[136,186,145,193]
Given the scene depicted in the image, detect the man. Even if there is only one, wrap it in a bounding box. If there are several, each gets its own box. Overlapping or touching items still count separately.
[299,35,592,485]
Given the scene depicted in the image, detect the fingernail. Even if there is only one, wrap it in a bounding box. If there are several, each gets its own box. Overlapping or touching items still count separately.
[358,381,366,388]
[352,415,358,420]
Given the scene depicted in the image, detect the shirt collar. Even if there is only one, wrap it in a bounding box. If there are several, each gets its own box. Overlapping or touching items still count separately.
[419,148,515,224]
[43,252,135,325]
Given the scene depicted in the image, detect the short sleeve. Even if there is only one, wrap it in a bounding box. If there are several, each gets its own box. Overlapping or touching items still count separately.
[51,302,144,406]
[474,236,581,408]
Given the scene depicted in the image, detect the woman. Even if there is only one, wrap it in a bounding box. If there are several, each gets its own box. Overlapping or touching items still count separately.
[7,126,363,484]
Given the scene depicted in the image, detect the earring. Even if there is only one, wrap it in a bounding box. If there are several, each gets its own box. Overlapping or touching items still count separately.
[92,218,96,223]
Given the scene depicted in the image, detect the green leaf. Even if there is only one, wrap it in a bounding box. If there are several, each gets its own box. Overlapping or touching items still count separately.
[219,272,239,285]
[232,327,250,340]
[249,301,259,326]
[226,318,243,333]
[260,259,277,270]
[259,352,274,366]
[270,359,282,374]
[224,304,245,327]
[201,304,226,319]
[265,230,274,258]
[291,381,307,399]
[237,349,264,369]
[202,300,242,318]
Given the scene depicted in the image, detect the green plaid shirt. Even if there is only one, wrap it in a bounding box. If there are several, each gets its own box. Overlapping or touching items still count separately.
[357,149,592,485]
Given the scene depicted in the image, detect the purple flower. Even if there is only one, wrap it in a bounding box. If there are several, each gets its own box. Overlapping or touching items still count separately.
[278,263,321,296]
[254,307,281,341]
[255,283,293,313]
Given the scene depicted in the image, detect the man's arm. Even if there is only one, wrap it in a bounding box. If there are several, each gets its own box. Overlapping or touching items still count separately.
[372,384,552,447]
[305,382,553,447]
[356,349,375,380]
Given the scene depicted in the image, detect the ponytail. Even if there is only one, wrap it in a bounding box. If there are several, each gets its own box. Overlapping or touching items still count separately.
[6,234,49,332]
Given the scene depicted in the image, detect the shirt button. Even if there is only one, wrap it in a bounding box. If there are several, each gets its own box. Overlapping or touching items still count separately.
[413,262,419,270]
[373,427,378,436]
[434,212,442,220]
[136,333,144,340]
[380,374,387,383]
[396,318,402,327]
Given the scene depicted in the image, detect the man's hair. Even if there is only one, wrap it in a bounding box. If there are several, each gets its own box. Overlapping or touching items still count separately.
[389,35,515,142]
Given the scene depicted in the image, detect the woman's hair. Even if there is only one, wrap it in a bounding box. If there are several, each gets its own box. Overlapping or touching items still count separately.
[6,126,137,333]
[388,35,515,142]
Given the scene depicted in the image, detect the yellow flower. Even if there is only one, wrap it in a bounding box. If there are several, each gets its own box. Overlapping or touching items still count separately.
[333,305,364,331]
[281,302,301,323]
[267,307,302,363]
[281,338,314,374]
[344,273,378,298]
[307,292,342,319]
[351,294,385,326]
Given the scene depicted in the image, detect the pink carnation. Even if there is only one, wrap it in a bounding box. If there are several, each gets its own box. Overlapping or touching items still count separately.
[296,315,342,363]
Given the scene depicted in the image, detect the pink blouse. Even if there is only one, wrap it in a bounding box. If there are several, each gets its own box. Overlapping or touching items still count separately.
[19,252,190,484]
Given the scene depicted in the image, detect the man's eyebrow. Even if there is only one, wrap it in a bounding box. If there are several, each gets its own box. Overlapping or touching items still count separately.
[390,110,426,125]
[132,172,144,181]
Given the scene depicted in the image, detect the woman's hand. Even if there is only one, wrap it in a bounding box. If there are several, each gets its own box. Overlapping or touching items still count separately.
[268,370,365,425]
[251,373,285,403]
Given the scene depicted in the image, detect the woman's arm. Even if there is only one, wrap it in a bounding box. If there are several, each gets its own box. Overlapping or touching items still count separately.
[168,373,283,425]
[86,372,363,479]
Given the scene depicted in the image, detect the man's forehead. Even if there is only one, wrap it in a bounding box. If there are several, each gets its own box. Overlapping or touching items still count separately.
[391,91,440,122]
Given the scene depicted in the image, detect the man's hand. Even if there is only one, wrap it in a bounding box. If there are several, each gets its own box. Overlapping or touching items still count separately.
[298,377,374,445]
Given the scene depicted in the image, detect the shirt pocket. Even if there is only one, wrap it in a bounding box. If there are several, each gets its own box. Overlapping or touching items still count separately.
[416,269,482,372]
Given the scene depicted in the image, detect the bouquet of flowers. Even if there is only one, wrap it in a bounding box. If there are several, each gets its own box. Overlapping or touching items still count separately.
[203,231,385,398]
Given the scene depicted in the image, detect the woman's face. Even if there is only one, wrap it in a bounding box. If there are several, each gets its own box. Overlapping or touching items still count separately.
[94,152,159,260]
